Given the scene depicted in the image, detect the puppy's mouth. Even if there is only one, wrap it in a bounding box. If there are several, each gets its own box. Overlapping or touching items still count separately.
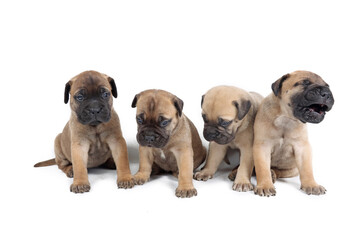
[203,127,234,145]
[304,103,329,116]
[295,102,331,124]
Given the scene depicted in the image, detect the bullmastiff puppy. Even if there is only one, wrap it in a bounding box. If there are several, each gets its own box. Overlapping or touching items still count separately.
[34,70,133,193]
[253,70,334,197]
[194,86,263,192]
[131,89,206,198]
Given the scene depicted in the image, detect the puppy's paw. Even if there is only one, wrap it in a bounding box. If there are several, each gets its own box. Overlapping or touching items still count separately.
[175,187,197,198]
[271,169,277,183]
[232,182,254,192]
[254,184,276,197]
[70,182,90,193]
[63,165,73,178]
[194,170,213,181]
[301,184,326,195]
[133,173,149,185]
[228,169,237,181]
[117,175,135,189]
[66,169,74,178]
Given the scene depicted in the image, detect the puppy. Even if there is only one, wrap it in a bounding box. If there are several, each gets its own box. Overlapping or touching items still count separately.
[194,86,263,192]
[253,70,334,196]
[34,70,133,193]
[131,89,206,198]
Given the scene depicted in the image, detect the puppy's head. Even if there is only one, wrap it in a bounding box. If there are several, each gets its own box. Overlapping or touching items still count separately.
[64,70,117,126]
[201,86,252,145]
[272,70,334,123]
[131,89,183,148]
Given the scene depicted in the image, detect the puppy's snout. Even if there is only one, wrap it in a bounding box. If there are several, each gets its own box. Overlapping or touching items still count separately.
[88,107,103,115]
[145,135,155,143]
[203,127,219,141]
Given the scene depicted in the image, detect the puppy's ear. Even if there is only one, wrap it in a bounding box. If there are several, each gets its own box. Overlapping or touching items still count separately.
[201,94,205,107]
[173,96,184,117]
[108,77,118,98]
[232,99,251,120]
[64,81,72,104]
[272,73,290,97]
[131,94,139,108]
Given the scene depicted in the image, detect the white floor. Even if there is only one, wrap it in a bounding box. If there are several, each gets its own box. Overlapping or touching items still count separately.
[1,1,359,240]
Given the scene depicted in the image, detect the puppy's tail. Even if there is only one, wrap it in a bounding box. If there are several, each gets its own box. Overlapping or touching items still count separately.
[34,158,56,167]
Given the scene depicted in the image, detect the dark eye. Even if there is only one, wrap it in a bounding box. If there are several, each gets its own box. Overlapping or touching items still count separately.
[219,119,232,128]
[136,116,144,125]
[101,91,110,99]
[160,119,171,127]
[303,79,311,86]
[75,95,84,102]
[202,114,208,123]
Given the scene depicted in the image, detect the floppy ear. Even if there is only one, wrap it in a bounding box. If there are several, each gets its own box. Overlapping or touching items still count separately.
[64,81,71,104]
[232,99,251,120]
[131,94,139,108]
[108,77,118,98]
[271,73,290,97]
[201,94,205,107]
[173,96,184,117]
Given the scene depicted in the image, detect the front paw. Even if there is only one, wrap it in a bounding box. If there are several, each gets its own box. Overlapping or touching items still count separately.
[301,184,326,195]
[175,187,197,198]
[133,172,150,185]
[117,175,135,189]
[254,184,276,197]
[70,182,91,193]
[194,170,214,181]
[232,181,254,192]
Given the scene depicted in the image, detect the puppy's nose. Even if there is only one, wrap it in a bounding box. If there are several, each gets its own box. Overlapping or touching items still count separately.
[320,88,332,100]
[88,107,102,115]
[208,132,218,139]
[145,135,155,143]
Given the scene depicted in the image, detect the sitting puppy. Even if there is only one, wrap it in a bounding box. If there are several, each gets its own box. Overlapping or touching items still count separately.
[253,70,334,196]
[194,86,263,192]
[34,70,133,193]
[131,89,206,198]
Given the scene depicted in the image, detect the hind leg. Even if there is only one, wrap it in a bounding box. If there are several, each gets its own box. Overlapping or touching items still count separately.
[271,167,299,183]
[54,134,73,178]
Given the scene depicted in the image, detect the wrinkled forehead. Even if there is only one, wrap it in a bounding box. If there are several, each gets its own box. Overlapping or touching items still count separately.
[285,71,327,88]
[202,99,237,120]
[137,94,176,118]
[71,73,110,94]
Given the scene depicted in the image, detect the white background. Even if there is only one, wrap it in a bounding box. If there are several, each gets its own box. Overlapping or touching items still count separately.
[1,1,359,239]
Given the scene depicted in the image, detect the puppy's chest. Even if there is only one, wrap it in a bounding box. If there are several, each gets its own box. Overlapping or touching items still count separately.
[87,134,110,167]
[153,149,178,172]
[271,137,296,168]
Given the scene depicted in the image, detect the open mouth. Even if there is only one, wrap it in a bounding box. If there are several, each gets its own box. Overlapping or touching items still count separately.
[305,104,329,115]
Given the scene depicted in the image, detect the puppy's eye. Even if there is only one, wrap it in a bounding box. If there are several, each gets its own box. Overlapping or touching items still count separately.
[303,79,311,86]
[75,95,84,102]
[160,119,171,128]
[102,91,110,99]
[202,114,209,123]
[136,116,144,125]
[219,119,232,128]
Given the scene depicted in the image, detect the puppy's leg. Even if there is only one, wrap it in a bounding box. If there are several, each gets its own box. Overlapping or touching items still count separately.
[232,146,254,192]
[294,143,326,195]
[133,146,154,185]
[271,167,299,182]
[107,136,134,189]
[253,143,276,197]
[70,141,90,193]
[194,142,227,181]
[174,147,197,198]
[54,134,73,178]
[228,165,239,181]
